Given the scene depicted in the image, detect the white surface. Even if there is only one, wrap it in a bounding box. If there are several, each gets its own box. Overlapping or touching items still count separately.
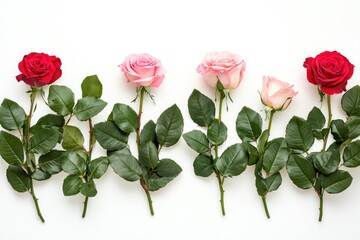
[1,0,360,239]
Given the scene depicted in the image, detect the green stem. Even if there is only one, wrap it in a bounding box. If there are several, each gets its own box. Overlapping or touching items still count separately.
[322,95,332,152]
[29,176,45,222]
[216,173,225,215]
[65,114,73,125]
[214,93,225,215]
[82,118,94,218]
[258,110,276,218]
[267,110,276,135]
[142,182,154,215]
[136,88,145,150]
[136,88,154,215]
[261,195,270,219]
[218,93,224,122]
[25,88,45,222]
[88,118,95,160]
[318,193,323,222]
[82,196,89,218]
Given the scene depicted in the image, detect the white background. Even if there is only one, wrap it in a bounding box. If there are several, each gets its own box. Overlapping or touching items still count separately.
[1,0,360,239]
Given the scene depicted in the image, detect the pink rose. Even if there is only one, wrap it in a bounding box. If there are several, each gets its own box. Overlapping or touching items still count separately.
[261,76,297,111]
[196,51,246,89]
[119,53,165,87]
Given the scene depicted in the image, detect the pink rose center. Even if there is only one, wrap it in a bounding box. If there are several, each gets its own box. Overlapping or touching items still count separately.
[135,59,154,67]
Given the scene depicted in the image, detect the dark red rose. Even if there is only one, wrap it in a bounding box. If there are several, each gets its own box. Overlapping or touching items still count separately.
[303,51,354,95]
[16,52,62,87]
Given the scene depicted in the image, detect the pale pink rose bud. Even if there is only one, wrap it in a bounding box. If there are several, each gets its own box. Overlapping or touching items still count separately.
[197,51,246,89]
[261,76,297,111]
[119,53,166,87]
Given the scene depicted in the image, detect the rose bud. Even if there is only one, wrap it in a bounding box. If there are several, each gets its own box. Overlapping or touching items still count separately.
[261,76,297,111]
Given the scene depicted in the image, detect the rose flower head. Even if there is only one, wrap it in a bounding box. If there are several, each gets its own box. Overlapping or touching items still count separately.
[16,52,62,87]
[261,76,297,111]
[303,51,354,95]
[197,51,246,89]
[119,53,166,88]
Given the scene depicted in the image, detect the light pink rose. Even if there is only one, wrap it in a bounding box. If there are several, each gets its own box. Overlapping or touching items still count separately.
[119,53,165,87]
[196,51,246,89]
[261,76,297,111]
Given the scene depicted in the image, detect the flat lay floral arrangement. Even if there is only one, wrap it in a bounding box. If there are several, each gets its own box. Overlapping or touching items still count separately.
[0,50,359,223]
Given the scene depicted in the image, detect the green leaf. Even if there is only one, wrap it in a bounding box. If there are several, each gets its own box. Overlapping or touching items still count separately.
[156,104,184,147]
[183,130,209,153]
[312,129,324,140]
[193,154,214,177]
[73,97,107,121]
[108,148,142,181]
[81,180,97,197]
[255,175,267,196]
[148,174,174,191]
[285,116,314,153]
[187,89,215,127]
[341,85,360,117]
[139,141,159,169]
[265,172,282,192]
[346,117,360,139]
[31,169,51,181]
[242,142,259,166]
[88,157,109,179]
[62,125,84,151]
[63,175,83,196]
[0,98,26,131]
[156,158,182,177]
[256,173,282,196]
[307,107,325,130]
[312,151,339,175]
[81,75,102,98]
[30,114,65,134]
[216,143,248,177]
[343,140,360,167]
[0,131,24,165]
[314,174,324,193]
[327,142,341,152]
[322,170,353,194]
[236,106,262,142]
[112,103,139,133]
[62,151,87,175]
[38,150,65,175]
[48,85,75,116]
[29,128,59,154]
[140,120,157,146]
[6,165,30,192]
[322,128,330,138]
[207,120,227,146]
[287,154,315,189]
[257,130,269,154]
[263,138,289,175]
[93,121,128,151]
[330,119,349,143]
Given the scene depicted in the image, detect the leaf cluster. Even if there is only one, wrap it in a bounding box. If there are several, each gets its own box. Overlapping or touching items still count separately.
[285,86,360,195]
[95,98,184,191]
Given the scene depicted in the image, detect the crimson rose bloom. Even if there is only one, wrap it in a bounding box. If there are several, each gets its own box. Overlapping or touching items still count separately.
[16,52,62,87]
[303,51,354,95]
